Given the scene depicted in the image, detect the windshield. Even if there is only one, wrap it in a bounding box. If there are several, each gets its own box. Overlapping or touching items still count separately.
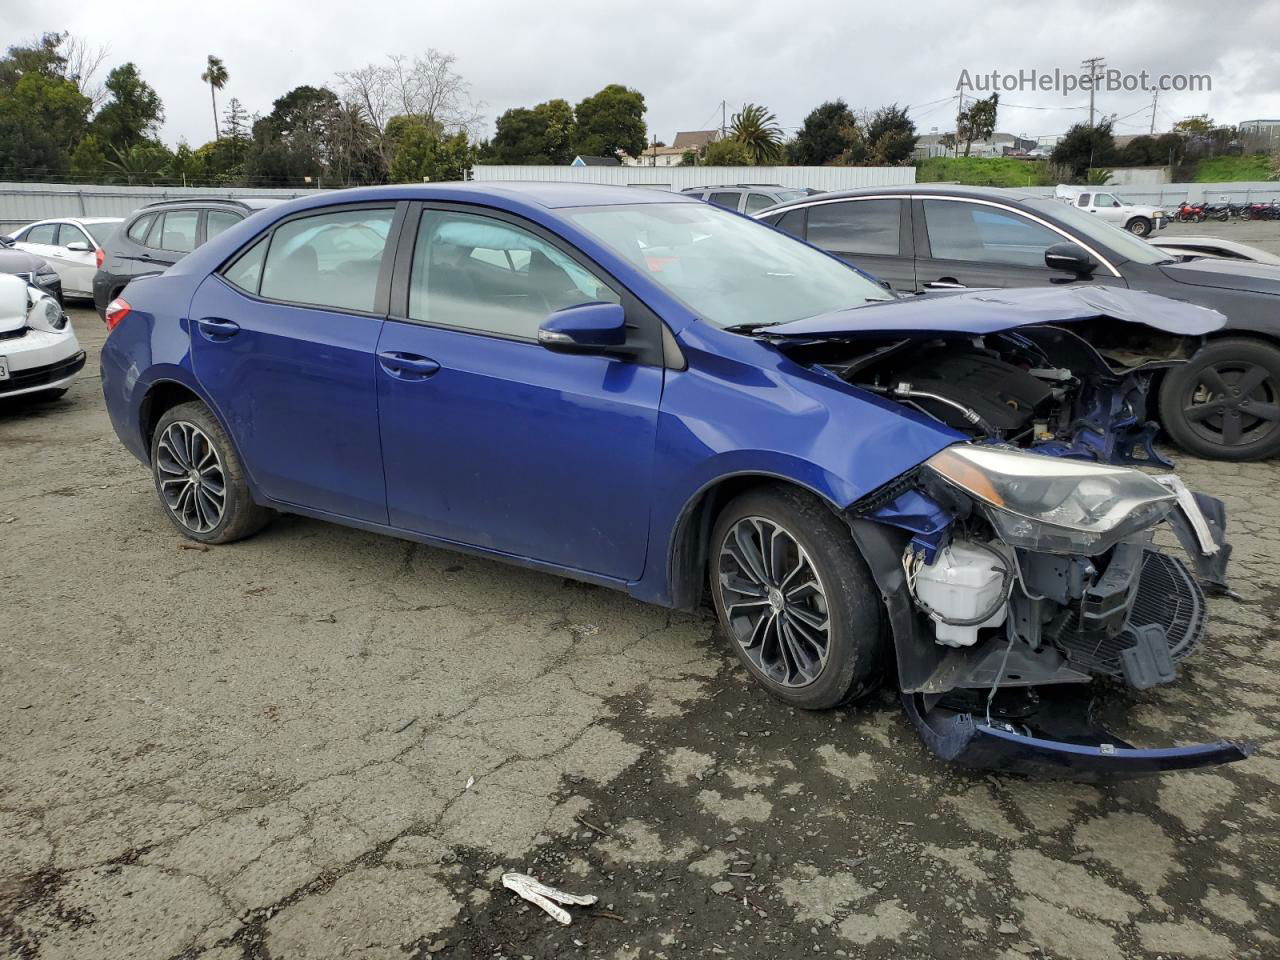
[562,202,891,328]
[83,221,120,246]
[1025,198,1175,266]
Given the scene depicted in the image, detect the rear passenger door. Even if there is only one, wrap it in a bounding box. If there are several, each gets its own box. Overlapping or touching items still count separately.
[801,198,915,292]
[188,203,399,523]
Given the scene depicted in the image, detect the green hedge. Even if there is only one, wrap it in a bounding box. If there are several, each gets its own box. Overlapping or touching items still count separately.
[916,156,1055,188]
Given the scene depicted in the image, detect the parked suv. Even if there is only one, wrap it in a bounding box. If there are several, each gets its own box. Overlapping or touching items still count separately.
[93,198,281,317]
[680,184,817,215]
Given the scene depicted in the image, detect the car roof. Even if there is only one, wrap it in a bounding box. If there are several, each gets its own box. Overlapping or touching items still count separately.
[753,183,1047,217]
[252,182,700,212]
[137,197,287,213]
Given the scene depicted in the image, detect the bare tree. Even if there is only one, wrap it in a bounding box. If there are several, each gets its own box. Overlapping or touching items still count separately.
[338,50,484,158]
[62,34,110,109]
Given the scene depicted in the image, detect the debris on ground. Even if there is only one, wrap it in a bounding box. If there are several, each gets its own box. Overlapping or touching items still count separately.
[501,872,598,925]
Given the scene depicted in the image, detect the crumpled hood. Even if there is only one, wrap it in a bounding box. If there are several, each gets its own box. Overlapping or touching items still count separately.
[1159,257,1280,296]
[0,247,48,274]
[762,285,1226,338]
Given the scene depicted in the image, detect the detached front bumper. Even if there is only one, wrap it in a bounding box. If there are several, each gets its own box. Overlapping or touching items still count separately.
[902,691,1252,781]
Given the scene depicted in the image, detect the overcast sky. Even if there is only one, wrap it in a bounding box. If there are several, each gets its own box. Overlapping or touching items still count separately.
[7,0,1280,150]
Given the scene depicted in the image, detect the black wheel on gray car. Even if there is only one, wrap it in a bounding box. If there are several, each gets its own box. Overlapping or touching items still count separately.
[150,401,270,544]
[710,484,886,710]
[1126,217,1152,237]
[1159,338,1280,461]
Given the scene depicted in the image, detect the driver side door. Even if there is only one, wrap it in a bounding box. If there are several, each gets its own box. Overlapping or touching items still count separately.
[375,205,664,581]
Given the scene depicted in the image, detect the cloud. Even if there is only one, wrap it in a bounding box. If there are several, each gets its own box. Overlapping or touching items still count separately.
[10,0,1279,148]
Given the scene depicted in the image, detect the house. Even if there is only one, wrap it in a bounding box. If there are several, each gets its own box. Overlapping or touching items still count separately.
[672,130,719,151]
[570,155,621,167]
[623,145,689,167]
[913,132,1037,160]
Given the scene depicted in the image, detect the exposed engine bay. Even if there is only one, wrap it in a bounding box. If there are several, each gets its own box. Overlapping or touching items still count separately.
[786,323,1180,467]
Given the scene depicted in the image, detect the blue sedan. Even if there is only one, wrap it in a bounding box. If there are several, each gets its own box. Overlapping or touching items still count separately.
[100,182,1251,777]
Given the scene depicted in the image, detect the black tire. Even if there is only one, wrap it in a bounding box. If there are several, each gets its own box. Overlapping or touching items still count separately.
[150,401,270,544]
[709,484,886,710]
[1159,338,1280,461]
[1126,217,1152,237]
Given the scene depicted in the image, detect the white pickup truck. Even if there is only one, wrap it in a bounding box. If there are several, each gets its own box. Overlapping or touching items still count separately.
[1053,185,1168,237]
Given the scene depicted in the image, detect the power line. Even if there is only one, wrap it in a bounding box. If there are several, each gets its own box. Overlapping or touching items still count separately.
[1081,56,1105,126]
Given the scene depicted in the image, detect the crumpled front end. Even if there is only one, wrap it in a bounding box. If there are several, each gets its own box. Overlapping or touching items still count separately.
[846,444,1254,780]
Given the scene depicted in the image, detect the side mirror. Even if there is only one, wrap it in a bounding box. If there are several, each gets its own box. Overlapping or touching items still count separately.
[1045,242,1099,277]
[537,302,627,354]
[65,240,91,252]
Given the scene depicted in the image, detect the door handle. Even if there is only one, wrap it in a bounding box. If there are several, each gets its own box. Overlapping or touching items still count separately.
[378,351,440,380]
[196,317,241,341]
[924,279,967,290]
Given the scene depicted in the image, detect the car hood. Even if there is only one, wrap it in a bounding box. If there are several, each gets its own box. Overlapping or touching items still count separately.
[1159,257,1280,295]
[0,247,47,273]
[761,285,1226,338]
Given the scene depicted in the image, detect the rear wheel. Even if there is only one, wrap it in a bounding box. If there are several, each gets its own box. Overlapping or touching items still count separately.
[710,485,886,710]
[1159,338,1280,461]
[150,401,270,543]
[1126,217,1152,237]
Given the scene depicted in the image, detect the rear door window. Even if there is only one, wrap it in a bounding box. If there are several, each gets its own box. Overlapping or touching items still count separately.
[24,223,58,245]
[158,211,199,252]
[259,207,395,312]
[807,200,901,255]
[708,191,740,210]
[205,210,241,243]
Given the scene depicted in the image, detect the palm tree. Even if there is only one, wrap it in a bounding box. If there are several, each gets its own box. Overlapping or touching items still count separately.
[730,103,784,164]
[201,55,228,140]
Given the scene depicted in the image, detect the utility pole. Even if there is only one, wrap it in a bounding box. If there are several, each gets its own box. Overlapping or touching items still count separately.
[1150,88,1159,135]
[1081,56,1105,127]
[720,100,727,140]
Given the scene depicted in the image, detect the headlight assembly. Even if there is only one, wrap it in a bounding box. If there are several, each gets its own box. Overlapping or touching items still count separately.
[27,293,67,332]
[925,445,1175,555]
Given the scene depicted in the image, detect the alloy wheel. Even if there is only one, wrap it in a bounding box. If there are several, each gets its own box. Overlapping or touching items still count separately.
[1181,361,1280,448]
[716,516,830,687]
[156,420,227,533]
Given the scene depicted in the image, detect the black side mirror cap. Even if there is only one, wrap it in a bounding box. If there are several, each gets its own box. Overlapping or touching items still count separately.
[1045,242,1099,277]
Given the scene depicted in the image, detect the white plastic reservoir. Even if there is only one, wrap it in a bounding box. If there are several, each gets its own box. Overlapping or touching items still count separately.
[913,540,1009,648]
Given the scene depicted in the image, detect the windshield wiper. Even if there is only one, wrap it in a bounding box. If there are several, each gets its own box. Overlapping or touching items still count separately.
[724,321,783,334]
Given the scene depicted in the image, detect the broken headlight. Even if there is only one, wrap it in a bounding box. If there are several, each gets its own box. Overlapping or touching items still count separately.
[925,445,1175,555]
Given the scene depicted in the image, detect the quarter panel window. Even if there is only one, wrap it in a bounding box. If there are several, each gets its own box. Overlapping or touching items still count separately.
[408,211,619,339]
[222,236,269,294]
[807,200,900,255]
[744,193,775,214]
[127,214,155,243]
[923,200,1061,267]
[1077,194,1090,207]
[259,208,394,312]
[774,208,807,239]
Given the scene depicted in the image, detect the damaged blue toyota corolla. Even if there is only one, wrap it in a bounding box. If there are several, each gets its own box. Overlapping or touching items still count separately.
[99,183,1253,779]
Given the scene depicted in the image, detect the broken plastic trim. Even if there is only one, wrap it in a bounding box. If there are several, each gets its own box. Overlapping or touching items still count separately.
[901,691,1253,780]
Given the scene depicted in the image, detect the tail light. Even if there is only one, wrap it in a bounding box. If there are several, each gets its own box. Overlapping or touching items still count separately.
[104,297,131,331]
[95,247,105,269]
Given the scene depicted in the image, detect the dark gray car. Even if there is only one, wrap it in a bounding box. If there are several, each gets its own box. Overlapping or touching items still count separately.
[757,185,1280,461]
[0,237,63,304]
[93,197,282,317]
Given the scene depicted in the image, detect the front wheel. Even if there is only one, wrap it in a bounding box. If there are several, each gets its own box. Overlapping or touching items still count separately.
[1126,217,1152,237]
[150,401,271,543]
[1159,338,1280,461]
[710,485,886,710]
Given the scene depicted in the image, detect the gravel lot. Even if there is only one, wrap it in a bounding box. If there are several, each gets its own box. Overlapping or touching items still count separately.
[2,228,1278,959]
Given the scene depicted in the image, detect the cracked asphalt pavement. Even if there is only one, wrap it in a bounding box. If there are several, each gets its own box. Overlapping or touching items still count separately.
[2,302,1277,960]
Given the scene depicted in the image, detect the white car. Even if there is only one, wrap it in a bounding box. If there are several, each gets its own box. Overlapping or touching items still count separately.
[1053,186,1167,237]
[1148,235,1280,266]
[5,217,123,299]
[0,272,84,400]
